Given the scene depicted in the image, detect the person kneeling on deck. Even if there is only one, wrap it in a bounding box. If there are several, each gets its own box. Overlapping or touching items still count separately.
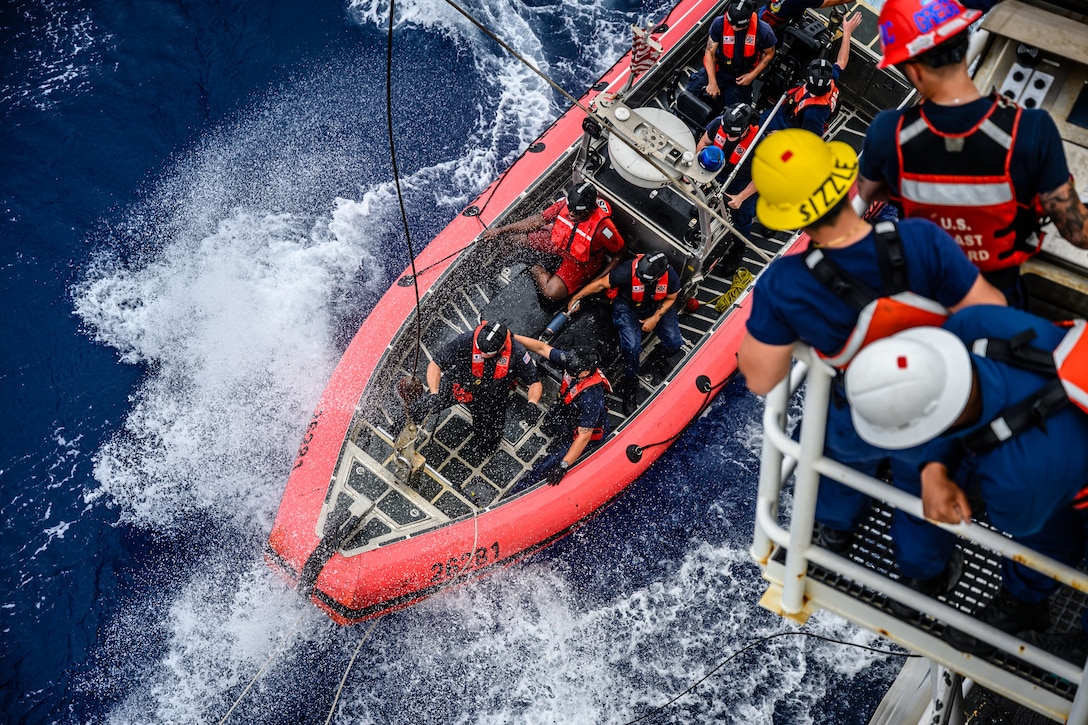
[846,309,1088,660]
[761,13,861,137]
[423,321,543,455]
[685,0,776,112]
[566,252,682,414]
[736,129,1005,602]
[695,103,761,245]
[514,336,611,486]
[481,182,626,301]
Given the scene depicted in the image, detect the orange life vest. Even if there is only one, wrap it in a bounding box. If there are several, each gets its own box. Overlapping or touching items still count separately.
[607,255,669,304]
[559,369,612,441]
[785,82,839,133]
[894,94,1043,273]
[456,324,512,403]
[713,123,760,167]
[718,14,757,66]
[805,221,950,369]
[550,199,614,263]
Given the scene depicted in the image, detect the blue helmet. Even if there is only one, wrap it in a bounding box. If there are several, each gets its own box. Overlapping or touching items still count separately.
[698,146,725,171]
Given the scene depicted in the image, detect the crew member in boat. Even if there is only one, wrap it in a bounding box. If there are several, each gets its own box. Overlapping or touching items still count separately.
[761,13,861,137]
[845,308,1088,660]
[422,321,543,454]
[857,0,1088,309]
[684,0,776,113]
[481,182,626,301]
[513,336,611,486]
[736,129,1005,599]
[695,102,761,243]
[564,252,681,414]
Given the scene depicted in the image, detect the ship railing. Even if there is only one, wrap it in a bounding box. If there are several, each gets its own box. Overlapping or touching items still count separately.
[751,344,1088,723]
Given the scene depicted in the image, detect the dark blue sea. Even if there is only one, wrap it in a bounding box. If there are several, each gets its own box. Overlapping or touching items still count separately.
[2,0,902,722]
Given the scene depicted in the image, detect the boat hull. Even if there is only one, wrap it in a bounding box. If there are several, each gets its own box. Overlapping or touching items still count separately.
[267,0,762,624]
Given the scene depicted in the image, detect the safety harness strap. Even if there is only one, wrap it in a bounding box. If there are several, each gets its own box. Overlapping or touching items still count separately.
[804,221,906,312]
[963,379,1070,454]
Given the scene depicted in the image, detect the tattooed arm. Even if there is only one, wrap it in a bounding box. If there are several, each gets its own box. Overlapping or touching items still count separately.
[1040,180,1088,249]
[703,35,721,98]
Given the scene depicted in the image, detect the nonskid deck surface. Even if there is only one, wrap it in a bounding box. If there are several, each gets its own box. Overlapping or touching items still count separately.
[352,237,783,525]
[310,9,892,561]
[779,504,1087,707]
[321,82,876,556]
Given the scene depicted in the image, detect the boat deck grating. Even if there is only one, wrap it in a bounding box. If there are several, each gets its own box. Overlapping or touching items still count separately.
[776,504,1086,703]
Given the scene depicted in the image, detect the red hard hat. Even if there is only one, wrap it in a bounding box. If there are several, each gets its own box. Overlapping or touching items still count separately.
[876,0,981,68]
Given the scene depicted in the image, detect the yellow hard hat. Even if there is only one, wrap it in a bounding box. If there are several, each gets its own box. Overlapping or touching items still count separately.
[752,129,859,231]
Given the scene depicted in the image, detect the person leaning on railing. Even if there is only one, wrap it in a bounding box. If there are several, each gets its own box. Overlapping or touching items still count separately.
[736,129,1005,610]
[845,307,1088,662]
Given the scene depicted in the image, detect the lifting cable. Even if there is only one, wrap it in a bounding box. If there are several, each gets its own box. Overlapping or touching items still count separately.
[384,0,424,383]
[217,611,307,724]
[622,630,920,724]
[324,617,384,725]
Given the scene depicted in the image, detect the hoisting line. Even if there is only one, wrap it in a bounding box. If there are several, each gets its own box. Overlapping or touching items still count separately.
[216,611,306,724]
[622,630,920,724]
[385,0,424,381]
[324,617,384,724]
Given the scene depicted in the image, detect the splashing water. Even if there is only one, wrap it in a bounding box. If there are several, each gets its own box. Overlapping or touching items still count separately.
[59,0,901,721]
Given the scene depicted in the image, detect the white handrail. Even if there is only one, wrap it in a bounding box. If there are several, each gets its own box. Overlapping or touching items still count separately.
[751,343,1088,721]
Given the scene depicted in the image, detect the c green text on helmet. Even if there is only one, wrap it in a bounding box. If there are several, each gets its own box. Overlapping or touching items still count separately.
[844,327,973,450]
[751,129,859,231]
[876,0,981,69]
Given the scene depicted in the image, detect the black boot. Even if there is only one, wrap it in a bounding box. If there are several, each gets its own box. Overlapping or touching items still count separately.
[887,550,963,619]
[1022,629,1088,665]
[943,587,1050,655]
[617,376,638,415]
[812,521,854,553]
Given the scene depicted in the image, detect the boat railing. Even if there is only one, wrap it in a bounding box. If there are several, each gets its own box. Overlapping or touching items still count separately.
[752,344,1088,722]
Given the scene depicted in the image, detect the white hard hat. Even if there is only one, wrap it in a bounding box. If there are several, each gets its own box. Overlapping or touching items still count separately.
[845,327,973,450]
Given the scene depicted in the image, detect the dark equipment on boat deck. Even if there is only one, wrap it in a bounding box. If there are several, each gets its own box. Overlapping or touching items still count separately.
[545,310,569,336]
[757,15,832,107]
[396,375,425,406]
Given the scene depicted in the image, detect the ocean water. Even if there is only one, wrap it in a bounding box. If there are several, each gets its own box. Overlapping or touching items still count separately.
[2,0,902,722]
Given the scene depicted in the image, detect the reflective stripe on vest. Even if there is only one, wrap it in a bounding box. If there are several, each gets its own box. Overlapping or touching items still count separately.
[559,369,612,441]
[628,256,669,303]
[963,321,1088,455]
[550,199,613,263]
[804,221,950,369]
[894,94,1042,273]
[470,325,511,381]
